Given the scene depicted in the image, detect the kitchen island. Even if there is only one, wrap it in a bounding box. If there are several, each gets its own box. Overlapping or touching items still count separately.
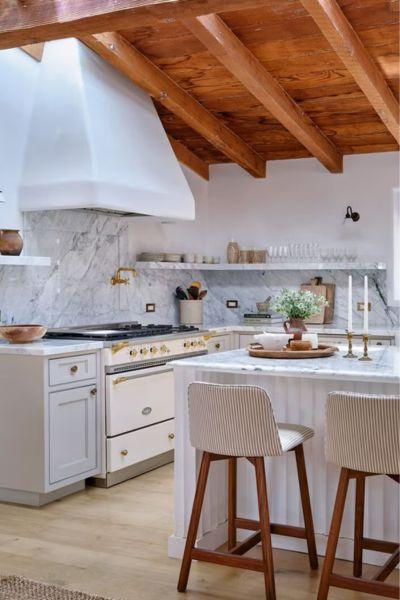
[169,345,400,566]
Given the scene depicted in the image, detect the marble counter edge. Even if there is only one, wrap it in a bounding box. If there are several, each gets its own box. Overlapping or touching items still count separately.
[171,347,400,384]
[206,325,398,337]
[0,340,104,356]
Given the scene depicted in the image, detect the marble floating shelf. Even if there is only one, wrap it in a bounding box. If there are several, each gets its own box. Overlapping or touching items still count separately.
[135,261,386,271]
[0,255,51,267]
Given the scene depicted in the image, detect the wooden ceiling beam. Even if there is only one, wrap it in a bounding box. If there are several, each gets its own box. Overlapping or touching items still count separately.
[185,14,343,173]
[0,0,267,51]
[20,43,45,62]
[168,136,209,180]
[81,33,266,178]
[299,0,400,144]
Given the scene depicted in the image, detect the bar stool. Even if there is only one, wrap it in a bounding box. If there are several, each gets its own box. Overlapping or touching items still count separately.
[177,382,318,600]
[318,391,400,599]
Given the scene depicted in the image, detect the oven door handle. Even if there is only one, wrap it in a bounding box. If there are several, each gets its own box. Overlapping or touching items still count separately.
[112,365,172,385]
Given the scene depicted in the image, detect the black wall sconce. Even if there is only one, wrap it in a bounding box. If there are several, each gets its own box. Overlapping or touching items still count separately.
[344,205,360,224]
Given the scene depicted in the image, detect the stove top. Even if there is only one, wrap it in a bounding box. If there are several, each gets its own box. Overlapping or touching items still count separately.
[44,322,200,341]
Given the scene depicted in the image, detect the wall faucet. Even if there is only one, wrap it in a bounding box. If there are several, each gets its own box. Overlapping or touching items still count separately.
[111,267,137,286]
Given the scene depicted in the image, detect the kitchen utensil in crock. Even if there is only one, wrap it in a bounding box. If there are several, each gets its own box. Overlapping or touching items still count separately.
[175,286,188,300]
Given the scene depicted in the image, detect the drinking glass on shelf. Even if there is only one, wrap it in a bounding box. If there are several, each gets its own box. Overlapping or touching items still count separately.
[268,246,275,263]
[345,247,358,262]
[320,247,329,262]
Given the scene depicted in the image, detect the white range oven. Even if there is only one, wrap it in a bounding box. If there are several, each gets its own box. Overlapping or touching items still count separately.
[45,323,208,487]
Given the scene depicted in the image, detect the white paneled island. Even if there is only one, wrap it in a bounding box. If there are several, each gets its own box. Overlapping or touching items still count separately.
[169,346,400,566]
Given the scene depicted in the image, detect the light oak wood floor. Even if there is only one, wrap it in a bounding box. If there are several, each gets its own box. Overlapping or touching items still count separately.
[0,463,396,599]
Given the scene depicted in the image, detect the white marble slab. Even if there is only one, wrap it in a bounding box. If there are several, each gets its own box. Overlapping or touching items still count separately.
[208,324,397,337]
[172,346,400,383]
[0,339,103,356]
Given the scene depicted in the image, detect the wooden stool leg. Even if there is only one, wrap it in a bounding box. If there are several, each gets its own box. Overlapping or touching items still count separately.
[353,474,365,577]
[228,457,237,550]
[177,452,211,593]
[254,457,276,600]
[294,444,319,570]
[317,468,350,600]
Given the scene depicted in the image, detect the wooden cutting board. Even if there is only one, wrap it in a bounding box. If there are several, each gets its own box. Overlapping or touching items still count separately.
[301,279,335,324]
[301,284,326,324]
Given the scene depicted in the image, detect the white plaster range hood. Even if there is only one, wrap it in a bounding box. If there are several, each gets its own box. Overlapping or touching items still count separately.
[19,39,195,220]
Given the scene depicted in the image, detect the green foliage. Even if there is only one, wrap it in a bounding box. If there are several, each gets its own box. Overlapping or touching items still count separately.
[271,288,328,319]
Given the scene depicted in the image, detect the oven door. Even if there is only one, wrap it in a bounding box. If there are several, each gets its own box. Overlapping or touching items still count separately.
[106,364,175,437]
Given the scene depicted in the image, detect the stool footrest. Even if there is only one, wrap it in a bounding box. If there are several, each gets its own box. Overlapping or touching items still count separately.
[330,574,399,598]
[229,530,261,555]
[235,517,307,539]
[362,537,399,554]
[191,548,265,572]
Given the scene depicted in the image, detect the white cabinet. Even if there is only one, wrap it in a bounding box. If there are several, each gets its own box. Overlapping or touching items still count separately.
[49,353,97,386]
[49,385,98,483]
[0,350,102,506]
[207,334,232,354]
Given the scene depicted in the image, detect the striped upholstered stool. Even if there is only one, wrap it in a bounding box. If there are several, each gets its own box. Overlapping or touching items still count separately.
[318,391,400,599]
[177,382,318,600]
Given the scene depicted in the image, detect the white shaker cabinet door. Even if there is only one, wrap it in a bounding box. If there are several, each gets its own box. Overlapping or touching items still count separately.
[49,385,98,484]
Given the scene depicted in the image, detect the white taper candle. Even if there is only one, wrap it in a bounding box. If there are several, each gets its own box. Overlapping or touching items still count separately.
[348,275,353,332]
[363,275,369,333]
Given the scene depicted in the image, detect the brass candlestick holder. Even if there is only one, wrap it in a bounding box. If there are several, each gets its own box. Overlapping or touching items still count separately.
[358,334,372,361]
[344,330,357,358]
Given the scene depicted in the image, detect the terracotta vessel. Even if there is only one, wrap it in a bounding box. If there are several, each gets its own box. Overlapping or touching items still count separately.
[283,317,308,341]
[0,324,47,344]
[0,229,23,256]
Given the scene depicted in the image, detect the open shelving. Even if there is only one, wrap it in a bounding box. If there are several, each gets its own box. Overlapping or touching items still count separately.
[134,261,386,271]
[0,255,51,267]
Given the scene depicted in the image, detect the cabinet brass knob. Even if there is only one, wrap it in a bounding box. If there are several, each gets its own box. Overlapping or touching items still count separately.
[90,388,97,396]
[70,365,78,374]
[168,433,175,440]
[215,343,221,349]
[121,449,128,456]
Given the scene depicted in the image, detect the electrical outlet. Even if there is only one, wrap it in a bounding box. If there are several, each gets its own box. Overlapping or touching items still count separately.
[146,303,156,313]
[226,300,238,309]
[357,302,371,311]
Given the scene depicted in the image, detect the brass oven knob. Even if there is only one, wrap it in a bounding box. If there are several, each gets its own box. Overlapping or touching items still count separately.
[70,365,78,374]
[191,341,197,347]
[183,342,191,349]
[140,348,148,356]
[130,349,138,358]
[150,346,158,354]
[120,449,128,456]
[160,344,169,354]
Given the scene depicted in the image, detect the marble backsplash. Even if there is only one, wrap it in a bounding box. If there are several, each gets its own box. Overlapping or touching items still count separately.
[0,211,398,330]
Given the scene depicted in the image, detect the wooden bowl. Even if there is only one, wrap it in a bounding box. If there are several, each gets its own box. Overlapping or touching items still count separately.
[0,324,47,344]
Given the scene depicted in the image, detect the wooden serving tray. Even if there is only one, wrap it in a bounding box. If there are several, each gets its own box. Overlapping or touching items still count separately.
[248,343,338,359]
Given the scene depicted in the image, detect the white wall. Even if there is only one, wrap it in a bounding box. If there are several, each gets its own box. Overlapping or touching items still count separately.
[204,153,399,262]
[0,49,39,230]
[126,152,399,264]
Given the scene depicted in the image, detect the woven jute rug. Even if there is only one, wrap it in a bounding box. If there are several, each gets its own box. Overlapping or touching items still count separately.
[0,576,118,600]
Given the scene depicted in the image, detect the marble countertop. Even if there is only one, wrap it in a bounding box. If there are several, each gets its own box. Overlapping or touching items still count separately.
[207,325,397,337]
[172,345,400,383]
[0,339,103,356]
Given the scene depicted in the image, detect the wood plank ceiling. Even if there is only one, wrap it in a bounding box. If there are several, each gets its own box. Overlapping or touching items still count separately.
[117,0,399,175]
[3,0,399,178]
